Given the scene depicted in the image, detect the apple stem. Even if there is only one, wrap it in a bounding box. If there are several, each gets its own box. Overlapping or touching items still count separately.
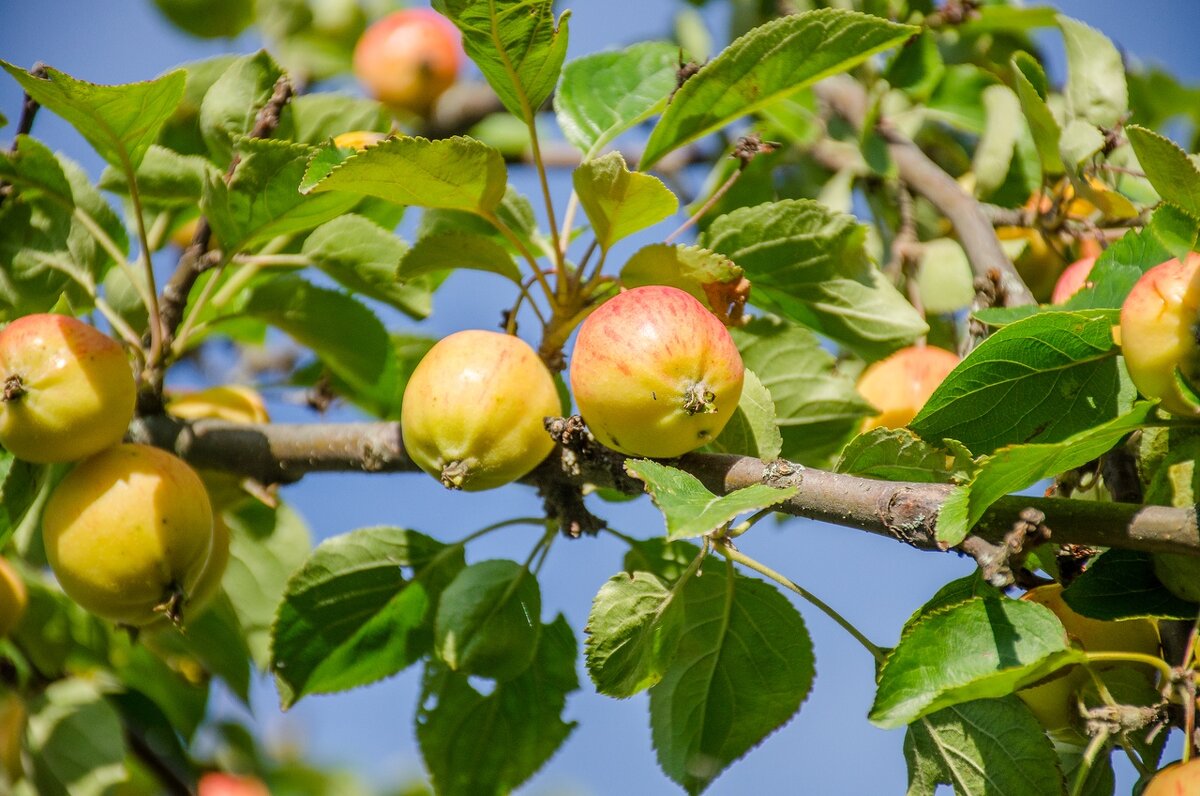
[682,383,717,415]
[2,375,24,402]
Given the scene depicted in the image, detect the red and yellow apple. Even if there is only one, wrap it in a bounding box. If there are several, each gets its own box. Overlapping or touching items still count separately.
[1050,255,1097,305]
[856,345,959,431]
[0,558,26,638]
[353,9,462,117]
[1118,253,1200,416]
[1143,758,1200,795]
[197,772,270,796]
[42,444,214,626]
[402,330,560,490]
[0,314,135,463]
[570,285,745,458]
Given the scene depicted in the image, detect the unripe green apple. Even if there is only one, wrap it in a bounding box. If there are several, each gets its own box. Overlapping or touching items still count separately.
[353,9,462,117]
[0,314,136,463]
[570,285,745,458]
[1143,758,1200,796]
[401,330,560,491]
[43,444,214,626]
[0,558,26,638]
[856,346,959,431]
[1152,553,1200,603]
[1119,253,1200,416]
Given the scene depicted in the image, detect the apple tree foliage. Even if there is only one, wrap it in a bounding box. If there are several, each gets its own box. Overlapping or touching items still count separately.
[2,0,1200,794]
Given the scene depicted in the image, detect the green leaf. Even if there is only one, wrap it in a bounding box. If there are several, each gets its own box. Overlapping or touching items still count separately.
[1126,125,1200,220]
[432,0,570,121]
[1059,15,1128,129]
[904,697,1066,796]
[619,243,744,316]
[973,85,1023,196]
[625,459,797,540]
[151,0,255,38]
[555,41,679,158]
[705,370,783,460]
[202,137,359,253]
[703,200,927,358]
[271,527,464,707]
[585,570,686,697]
[731,317,872,464]
[302,214,436,320]
[302,135,507,215]
[223,500,312,668]
[936,403,1154,546]
[1053,736,1114,796]
[434,559,541,681]
[901,572,1003,638]
[1012,54,1063,177]
[870,595,1086,729]
[115,643,209,741]
[915,238,975,314]
[885,29,944,102]
[911,311,1121,456]
[417,614,578,796]
[199,51,285,164]
[97,145,216,207]
[26,679,127,796]
[282,93,390,145]
[836,428,974,484]
[1062,550,1198,621]
[398,232,521,285]
[1063,224,1174,311]
[0,62,184,172]
[151,594,252,704]
[640,9,915,169]
[0,454,45,547]
[650,562,814,794]
[573,152,677,252]
[242,274,393,407]
[1059,117,1106,168]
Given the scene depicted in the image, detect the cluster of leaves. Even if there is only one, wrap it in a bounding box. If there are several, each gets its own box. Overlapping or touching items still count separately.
[3,0,1200,794]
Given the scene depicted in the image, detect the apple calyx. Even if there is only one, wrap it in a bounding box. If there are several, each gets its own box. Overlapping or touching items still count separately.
[154,582,188,628]
[2,375,23,402]
[682,382,719,416]
[440,459,475,490]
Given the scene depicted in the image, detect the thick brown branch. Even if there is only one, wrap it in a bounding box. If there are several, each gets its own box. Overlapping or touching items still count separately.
[127,416,1200,557]
[814,76,1036,308]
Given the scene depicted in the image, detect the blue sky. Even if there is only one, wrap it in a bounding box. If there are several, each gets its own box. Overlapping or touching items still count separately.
[3,1,1199,794]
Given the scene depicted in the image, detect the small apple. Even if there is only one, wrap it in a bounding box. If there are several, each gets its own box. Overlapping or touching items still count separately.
[996,226,1069,302]
[0,558,26,638]
[1016,583,1160,732]
[570,285,745,458]
[197,772,270,796]
[0,690,24,782]
[1118,253,1200,416]
[167,384,271,510]
[353,9,462,117]
[42,444,214,626]
[332,130,387,151]
[1142,758,1200,796]
[401,330,560,491]
[0,314,136,463]
[1050,255,1097,305]
[856,345,959,431]
[1151,553,1200,603]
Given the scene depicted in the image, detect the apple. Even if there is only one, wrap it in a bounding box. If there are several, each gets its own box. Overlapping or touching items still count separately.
[996,226,1069,302]
[352,9,462,117]
[402,330,560,491]
[1151,553,1200,603]
[167,384,270,510]
[1016,583,1160,731]
[0,558,26,638]
[570,285,745,458]
[42,444,214,626]
[0,314,136,463]
[1143,758,1200,796]
[1118,253,1200,416]
[0,690,24,783]
[197,772,270,796]
[856,345,959,431]
[1050,255,1097,305]
[332,130,387,151]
